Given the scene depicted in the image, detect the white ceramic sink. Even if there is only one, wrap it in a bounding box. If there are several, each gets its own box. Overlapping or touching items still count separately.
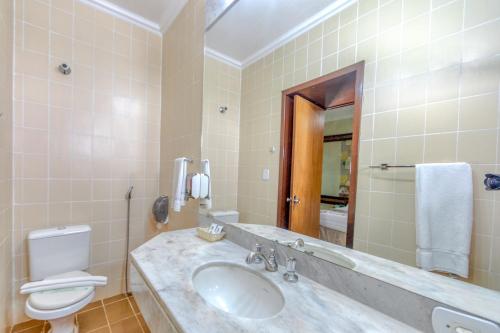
[298,243,356,269]
[192,262,285,319]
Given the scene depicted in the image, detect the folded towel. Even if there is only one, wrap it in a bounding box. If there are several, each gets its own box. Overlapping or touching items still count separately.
[172,157,188,212]
[200,159,212,209]
[415,163,473,278]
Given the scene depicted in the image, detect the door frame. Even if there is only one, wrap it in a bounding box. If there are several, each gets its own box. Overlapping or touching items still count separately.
[277,61,365,248]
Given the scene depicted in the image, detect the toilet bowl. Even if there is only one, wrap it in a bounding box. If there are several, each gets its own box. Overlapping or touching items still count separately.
[25,271,95,333]
[21,226,107,333]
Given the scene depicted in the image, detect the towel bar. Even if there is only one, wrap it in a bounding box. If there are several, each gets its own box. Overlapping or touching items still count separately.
[369,163,415,170]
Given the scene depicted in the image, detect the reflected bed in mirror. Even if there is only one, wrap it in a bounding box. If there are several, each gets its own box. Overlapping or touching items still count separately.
[203,0,500,294]
[319,106,354,247]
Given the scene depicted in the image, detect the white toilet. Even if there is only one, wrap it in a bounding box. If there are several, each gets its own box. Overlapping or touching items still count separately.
[21,225,107,333]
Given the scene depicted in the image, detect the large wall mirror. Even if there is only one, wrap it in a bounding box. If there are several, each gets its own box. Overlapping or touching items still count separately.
[202,0,500,294]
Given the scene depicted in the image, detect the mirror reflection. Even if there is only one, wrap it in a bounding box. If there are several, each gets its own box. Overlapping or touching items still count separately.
[203,0,500,293]
[320,106,354,246]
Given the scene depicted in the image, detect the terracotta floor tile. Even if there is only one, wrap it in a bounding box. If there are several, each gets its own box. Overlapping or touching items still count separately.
[12,293,150,333]
[77,307,108,333]
[104,299,134,323]
[128,296,140,314]
[78,300,103,313]
[12,320,44,332]
[109,317,143,333]
[103,294,127,304]
[137,315,150,333]
[14,326,45,333]
[87,327,111,333]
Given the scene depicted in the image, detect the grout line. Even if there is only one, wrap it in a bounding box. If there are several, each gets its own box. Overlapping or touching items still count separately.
[100,298,113,333]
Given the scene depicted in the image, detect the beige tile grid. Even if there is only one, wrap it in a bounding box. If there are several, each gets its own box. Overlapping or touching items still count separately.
[0,0,14,331]
[202,55,242,211]
[158,0,205,232]
[13,0,162,323]
[236,0,500,290]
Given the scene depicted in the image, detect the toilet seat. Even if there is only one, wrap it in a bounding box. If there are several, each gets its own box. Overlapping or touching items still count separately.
[25,271,95,321]
[26,291,94,321]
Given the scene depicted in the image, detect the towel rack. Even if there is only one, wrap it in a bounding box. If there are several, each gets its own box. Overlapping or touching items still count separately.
[369,163,415,170]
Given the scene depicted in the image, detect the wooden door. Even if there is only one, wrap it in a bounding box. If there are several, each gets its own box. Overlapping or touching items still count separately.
[289,95,325,237]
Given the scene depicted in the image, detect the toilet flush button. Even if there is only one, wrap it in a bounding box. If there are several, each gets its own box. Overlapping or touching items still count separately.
[432,307,500,333]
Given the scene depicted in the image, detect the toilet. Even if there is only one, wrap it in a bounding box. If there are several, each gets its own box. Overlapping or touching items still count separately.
[20,225,107,333]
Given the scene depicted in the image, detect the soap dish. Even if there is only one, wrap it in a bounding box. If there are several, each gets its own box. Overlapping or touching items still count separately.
[196,227,225,242]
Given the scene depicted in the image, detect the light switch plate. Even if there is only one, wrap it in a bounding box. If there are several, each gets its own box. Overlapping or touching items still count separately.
[262,168,270,181]
[432,307,500,333]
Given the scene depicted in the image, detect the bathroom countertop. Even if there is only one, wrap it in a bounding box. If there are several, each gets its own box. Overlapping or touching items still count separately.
[230,223,500,324]
[131,229,419,333]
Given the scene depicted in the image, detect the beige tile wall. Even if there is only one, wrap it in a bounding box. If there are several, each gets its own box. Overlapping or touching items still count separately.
[12,0,162,322]
[201,55,241,211]
[159,0,205,231]
[0,0,14,331]
[237,0,500,290]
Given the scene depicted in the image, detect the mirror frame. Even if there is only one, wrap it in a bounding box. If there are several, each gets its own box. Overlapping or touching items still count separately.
[276,61,365,248]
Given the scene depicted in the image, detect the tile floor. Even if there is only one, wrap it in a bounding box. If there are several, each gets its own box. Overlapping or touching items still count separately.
[11,294,150,333]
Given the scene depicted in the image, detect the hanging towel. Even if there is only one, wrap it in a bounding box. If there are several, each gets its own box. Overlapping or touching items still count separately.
[200,159,212,209]
[415,163,473,278]
[172,157,188,212]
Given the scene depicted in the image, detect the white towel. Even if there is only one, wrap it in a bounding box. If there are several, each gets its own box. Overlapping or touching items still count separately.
[415,163,473,278]
[172,157,188,212]
[200,159,212,209]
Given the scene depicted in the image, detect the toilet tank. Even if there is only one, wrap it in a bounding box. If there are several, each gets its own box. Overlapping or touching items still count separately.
[208,210,239,223]
[28,225,91,281]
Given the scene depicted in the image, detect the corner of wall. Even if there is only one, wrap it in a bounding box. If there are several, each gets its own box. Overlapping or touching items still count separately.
[159,0,205,231]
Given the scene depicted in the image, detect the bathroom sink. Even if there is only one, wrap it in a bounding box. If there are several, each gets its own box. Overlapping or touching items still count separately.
[298,243,356,269]
[192,262,285,319]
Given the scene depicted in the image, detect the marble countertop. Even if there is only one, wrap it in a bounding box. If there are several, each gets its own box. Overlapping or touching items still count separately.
[131,229,419,333]
[231,223,500,324]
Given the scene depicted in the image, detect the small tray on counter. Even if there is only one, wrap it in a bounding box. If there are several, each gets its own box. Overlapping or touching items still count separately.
[196,227,225,242]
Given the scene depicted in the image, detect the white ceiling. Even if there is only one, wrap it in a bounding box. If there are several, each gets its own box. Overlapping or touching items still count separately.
[85,0,188,32]
[205,0,350,67]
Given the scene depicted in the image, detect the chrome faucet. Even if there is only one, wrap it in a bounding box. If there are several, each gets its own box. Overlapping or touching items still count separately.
[246,244,278,272]
[290,238,304,248]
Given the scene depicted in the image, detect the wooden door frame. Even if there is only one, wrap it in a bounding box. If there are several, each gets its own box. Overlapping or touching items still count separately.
[277,61,365,248]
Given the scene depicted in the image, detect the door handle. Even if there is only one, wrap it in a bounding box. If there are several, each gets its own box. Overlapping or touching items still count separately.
[287,195,300,205]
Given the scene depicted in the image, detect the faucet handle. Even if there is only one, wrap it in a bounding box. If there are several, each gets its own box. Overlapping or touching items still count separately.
[267,248,278,272]
[283,257,298,283]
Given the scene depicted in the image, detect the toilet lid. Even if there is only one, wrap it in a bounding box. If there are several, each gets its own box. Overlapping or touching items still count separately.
[28,271,95,310]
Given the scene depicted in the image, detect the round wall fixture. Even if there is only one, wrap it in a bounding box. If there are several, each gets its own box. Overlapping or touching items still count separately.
[58,63,71,75]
